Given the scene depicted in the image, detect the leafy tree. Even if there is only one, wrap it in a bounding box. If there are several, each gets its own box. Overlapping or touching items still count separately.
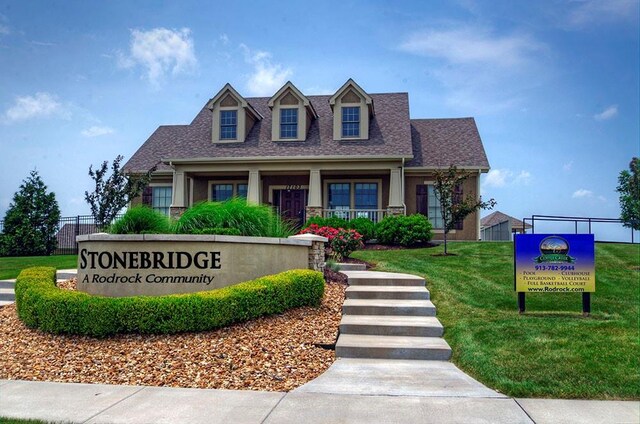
[85,155,156,230]
[616,157,640,231]
[433,165,496,255]
[1,170,61,256]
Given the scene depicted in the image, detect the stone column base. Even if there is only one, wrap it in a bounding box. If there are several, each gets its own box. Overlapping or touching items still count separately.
[386,206,405,217]
[169,206,187,220]
[305,206,323,219]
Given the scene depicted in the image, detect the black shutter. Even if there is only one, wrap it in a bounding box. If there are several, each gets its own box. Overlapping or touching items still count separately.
[454,184,463,230]
[416,185,428,216]
[142,186,153,206]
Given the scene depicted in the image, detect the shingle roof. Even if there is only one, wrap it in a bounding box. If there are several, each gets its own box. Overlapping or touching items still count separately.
[407,118,489,169]
[481,211,531,230]
[125,93,414,172]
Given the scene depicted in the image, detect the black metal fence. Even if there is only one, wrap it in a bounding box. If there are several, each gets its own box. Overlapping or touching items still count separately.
[522,215,638,244]
[0,214,123,255]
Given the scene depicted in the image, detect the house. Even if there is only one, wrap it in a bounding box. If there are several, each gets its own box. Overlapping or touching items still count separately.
[481,211,532,241]
[124,79,490,240]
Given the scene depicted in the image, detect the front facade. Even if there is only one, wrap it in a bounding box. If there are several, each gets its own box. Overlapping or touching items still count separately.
[125,79,490,240]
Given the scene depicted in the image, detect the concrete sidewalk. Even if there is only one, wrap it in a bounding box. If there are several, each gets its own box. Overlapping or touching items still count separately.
[2,373,638,423]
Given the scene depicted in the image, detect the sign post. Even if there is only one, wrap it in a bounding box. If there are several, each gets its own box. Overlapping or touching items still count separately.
[514,234,595,315]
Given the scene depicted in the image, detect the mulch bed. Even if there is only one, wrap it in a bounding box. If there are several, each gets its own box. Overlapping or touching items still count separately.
[0,274,346,392]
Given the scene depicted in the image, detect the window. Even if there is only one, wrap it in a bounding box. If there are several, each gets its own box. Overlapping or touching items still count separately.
[427,185,444,229]
[220,110,237,140]
[354,183,378,210]
[212,184,233,202]
[280,108,298,139]
[342,106,360,137]
[328,183,351,211]
[151,186,172,216]
[237,184,248,199]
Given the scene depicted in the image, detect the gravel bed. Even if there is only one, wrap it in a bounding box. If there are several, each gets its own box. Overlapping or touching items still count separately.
[0,277,346,392]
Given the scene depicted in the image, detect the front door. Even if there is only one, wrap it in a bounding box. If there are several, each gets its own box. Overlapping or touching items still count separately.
[278,189,307,227]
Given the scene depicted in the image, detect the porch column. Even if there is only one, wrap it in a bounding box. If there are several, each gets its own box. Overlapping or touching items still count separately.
[170,169,187,219]
[247,169,260,204]
[387,168,404,216]
[306,168,323,218]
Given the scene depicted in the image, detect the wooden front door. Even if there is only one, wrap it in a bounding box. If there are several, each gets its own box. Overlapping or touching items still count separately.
[278,189,307,227]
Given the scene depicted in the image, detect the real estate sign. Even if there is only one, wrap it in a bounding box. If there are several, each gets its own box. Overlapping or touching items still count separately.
[514,234,595,293]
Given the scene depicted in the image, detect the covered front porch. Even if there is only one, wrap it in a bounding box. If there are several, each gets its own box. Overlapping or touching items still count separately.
[165,158,406,226]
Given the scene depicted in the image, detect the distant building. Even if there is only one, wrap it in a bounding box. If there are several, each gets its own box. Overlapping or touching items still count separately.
[481,211,532,241]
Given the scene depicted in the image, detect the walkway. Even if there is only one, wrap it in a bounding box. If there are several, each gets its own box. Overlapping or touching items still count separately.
[0,269,76,306]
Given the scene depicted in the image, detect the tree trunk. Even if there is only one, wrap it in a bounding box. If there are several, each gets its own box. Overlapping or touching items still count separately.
[443,230,448,255]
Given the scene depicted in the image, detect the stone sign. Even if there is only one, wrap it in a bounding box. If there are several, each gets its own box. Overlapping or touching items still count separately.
[76,234,326,297]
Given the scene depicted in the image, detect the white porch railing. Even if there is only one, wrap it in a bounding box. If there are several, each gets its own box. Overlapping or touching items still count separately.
[322,209,386,223]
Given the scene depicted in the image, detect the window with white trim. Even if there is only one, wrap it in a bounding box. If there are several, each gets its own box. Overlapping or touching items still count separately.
[151,186,172,216]
[280,108,298,139]
[342,106,360,137]
[211,183,248,202]
[220,110,237,140]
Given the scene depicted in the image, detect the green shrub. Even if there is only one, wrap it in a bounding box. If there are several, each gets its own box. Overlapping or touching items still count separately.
[347,217,375,241]
[375,214,433,246]
[15,267,324,337]
[189,227,242,236]
[174,198,295,237]
[109,206,172,234]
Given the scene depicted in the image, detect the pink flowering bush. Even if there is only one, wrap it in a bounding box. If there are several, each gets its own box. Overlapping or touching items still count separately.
[299,224,363,261]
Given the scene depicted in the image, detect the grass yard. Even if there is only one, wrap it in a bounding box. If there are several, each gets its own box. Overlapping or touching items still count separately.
[0,255,77,280]
[353,242,640,400]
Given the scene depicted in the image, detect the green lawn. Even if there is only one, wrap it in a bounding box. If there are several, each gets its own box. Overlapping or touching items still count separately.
[353,242,640,400]
[0,255,77,280]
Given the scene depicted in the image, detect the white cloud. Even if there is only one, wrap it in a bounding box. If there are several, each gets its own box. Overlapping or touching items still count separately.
[572,189,593,198]
[514,170,532,185]
[81,125,115,137]
[240,44,292,96]
[483,169,532,188]
[399,26,544,68]
[594,105,618,121]
[567,0,638,27]
[3,92,67,123]
[219,33,229,45]
[118,27,197,87]
[563,161,574,172]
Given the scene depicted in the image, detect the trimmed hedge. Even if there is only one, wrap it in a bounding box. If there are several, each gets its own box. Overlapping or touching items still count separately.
[375,214,433,246]
[15,267,324,337]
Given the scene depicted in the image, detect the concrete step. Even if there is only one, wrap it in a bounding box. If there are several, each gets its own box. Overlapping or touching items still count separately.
[346,285,430,300]
[0,281,15,289]
[336,263,366,271]
[336,334,452,360]
[0,300,14,307]
[56,270,77,280]
[0,288,15,302]
[343,271,425,287]
[340,315,444,337]
[342,299,436,316]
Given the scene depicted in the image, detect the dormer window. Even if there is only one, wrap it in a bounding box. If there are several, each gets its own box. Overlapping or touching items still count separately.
[220,110,237,140]
[280,108,298,139]
[208,83,262,143]
[342,106,360,137]
[329,79,374,141]
[269,81,318,142]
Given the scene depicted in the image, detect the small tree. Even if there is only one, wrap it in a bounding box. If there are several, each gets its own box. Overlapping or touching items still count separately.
[85,155,155,230]
[2,170,61,256]
[616,157,640,231]
[433,165,496,255]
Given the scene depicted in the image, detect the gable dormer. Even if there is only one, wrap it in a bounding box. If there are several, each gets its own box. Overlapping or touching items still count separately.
[207,83,262,143]
[268,81,318,142]
[329,78,374,141]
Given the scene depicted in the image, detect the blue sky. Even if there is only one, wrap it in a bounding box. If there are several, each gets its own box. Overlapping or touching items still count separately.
[1,1,638,240]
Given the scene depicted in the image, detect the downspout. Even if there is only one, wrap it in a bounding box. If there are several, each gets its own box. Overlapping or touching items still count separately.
[402,158,407,215]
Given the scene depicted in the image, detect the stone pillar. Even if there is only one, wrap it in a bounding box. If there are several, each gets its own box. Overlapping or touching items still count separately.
[169,206,187,220]
[306,206,323,219]
[288,234,328,272]
[388,168,403,208]
[170,169,187,219]
[386,206,404,216]
[248,169,260,204]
